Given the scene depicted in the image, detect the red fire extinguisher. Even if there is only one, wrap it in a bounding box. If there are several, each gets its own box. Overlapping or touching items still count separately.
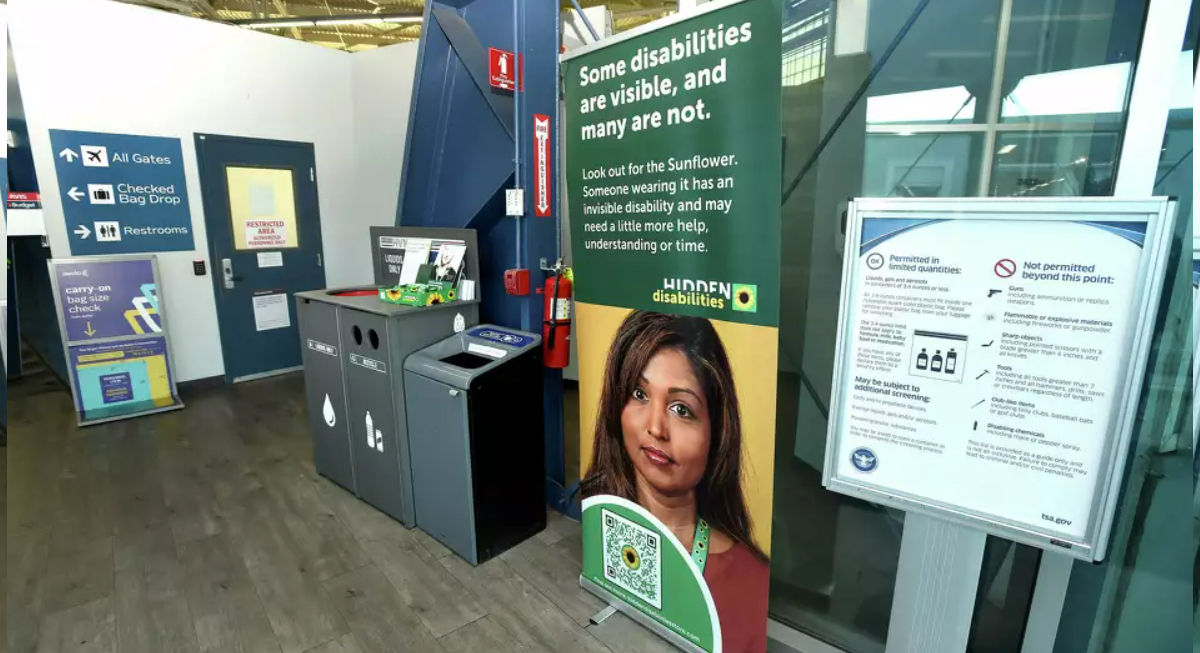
[540,271,572,369]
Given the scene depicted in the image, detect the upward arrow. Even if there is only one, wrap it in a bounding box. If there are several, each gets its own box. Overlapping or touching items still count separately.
[59,148,78,162]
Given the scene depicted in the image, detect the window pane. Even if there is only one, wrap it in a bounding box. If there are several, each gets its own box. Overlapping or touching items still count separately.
[864,134,983,197]
[863,0,1001,126]
[225,166,299,250]
[1052,5,1195,652]
[990,130,1122,197]
[772,0,1000,650]
[1000,0,1149,126]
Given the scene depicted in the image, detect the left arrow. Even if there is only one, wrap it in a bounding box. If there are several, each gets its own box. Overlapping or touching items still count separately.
[59,148,78,162]
[68,186,85,202]
[74,224,91,239]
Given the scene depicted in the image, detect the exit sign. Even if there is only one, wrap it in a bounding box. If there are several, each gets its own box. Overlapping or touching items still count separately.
[488,47,523,91]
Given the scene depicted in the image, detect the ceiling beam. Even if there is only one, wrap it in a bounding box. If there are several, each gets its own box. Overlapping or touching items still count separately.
[270,0,304,38]
[124,0,200,13]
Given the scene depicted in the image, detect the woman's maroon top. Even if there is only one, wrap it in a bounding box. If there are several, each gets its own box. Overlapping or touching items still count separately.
[704,542,770,653]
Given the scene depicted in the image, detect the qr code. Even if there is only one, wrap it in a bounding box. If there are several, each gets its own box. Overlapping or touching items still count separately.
[601,508,662,609]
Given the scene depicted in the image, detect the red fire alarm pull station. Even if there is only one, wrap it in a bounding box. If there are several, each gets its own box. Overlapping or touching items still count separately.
[504,269,530,296]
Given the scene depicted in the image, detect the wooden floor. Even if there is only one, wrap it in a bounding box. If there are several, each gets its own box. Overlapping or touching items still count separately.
[6,369,677,653]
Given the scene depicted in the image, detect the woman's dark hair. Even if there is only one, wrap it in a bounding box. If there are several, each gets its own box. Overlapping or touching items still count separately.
[581,311,766,562]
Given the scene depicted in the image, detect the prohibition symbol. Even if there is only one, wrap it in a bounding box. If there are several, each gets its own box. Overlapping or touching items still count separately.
[994,259,1017,278]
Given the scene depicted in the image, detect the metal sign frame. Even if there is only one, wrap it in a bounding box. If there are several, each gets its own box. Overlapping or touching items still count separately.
[48,254,185,427]
[1192,243,1199,454]
[822,197,1176,562]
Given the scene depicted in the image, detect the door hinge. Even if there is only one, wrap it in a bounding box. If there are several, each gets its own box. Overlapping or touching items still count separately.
[317,253,323,267]
[310,167,315,182]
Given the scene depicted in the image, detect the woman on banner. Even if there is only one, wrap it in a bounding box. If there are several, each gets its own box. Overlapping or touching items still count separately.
[582,310,769,653]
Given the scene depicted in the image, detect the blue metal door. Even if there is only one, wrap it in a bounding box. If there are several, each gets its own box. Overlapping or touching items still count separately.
[195,135,325,382]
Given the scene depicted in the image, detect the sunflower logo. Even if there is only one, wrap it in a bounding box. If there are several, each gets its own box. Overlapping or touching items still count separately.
[732,284,758,312]
[621,545,641,571]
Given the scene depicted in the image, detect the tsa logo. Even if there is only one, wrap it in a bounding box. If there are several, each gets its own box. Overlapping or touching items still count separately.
[851,447,878,473]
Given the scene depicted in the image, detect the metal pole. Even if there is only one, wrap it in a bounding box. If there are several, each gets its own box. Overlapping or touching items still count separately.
[513,0,522,268]
[569,0,600,43]
[975,0,1014,197]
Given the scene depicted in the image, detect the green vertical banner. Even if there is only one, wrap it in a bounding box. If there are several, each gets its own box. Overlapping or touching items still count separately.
[564,1,782,651]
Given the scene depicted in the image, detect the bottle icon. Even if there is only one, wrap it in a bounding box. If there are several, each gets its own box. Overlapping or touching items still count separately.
[916,348,929,370]
[931,350,944,372]
[946,349,957,374]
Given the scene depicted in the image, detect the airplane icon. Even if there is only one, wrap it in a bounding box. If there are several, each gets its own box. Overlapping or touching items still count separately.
[80,145,109,167]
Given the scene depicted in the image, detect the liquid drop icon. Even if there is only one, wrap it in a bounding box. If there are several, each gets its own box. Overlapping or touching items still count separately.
[322,394,336,427]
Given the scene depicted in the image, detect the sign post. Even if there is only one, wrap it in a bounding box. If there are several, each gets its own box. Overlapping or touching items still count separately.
[49,129,194,255]
[49,255,184,425]
[823,198,1176,562]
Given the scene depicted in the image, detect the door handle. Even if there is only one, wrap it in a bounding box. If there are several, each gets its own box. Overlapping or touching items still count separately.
[221,258,243,289]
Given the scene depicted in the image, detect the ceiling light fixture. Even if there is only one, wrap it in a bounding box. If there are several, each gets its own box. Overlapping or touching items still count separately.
[244,19,316,28]
[239,14,421,29]
[318,17,394,26]
[997,143,1018,154]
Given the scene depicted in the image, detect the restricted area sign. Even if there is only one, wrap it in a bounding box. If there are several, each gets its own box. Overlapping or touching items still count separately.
[823,198,1176,561]
[245,219,288,249]
[533,114,551,217]
[488,47,522,91]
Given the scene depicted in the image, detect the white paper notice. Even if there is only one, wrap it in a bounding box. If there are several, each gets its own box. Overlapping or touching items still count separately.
[831,217,1145,544]
[399,238,432,284]
[249,183,276,216]
[257,251,283,268]
[252,293,291,331]
[246,220,288,249]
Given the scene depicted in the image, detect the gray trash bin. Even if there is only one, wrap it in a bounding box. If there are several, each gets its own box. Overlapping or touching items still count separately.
[404,325,546,564]
[296,289,480,526]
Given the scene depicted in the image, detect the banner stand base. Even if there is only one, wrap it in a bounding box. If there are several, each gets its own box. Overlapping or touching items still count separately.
[588,605,618,625]
[579,575,708,653]
[76,399,185,428]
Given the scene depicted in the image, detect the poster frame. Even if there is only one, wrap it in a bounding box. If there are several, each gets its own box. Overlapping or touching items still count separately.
[564,0,780,649]
[822,197,1176,562]
[48,254,185,427]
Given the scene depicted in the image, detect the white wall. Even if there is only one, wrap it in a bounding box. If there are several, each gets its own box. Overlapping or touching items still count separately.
[351,42,420,232]
[9,0,415,382]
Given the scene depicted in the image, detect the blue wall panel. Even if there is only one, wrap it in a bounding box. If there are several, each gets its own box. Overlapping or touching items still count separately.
[12,236,68,382]
[397,0,567,507]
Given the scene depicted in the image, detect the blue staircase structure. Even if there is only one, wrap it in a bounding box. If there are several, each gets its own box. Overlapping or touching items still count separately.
[396,0,570,511]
